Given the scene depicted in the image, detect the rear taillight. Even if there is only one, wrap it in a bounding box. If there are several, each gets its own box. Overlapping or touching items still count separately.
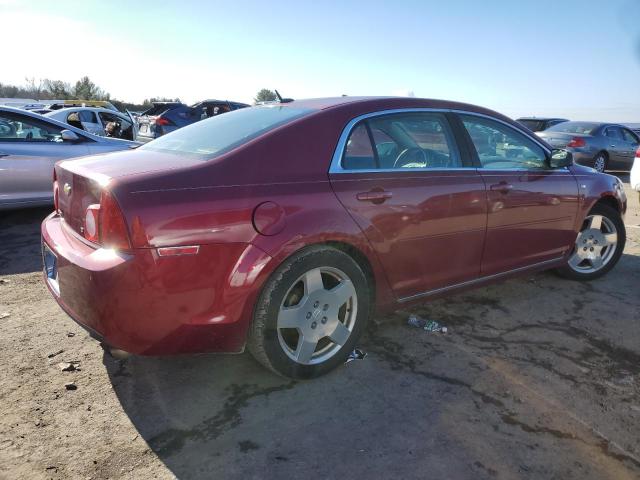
[83,204,100,242]
[82,190,131,250]
[155,116,172,126]
[636,146,640,158]
[567,137,586,148]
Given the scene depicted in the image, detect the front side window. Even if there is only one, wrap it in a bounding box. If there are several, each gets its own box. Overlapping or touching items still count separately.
[341,112,461,170]
[0,114,62,142]
[461,115,547,170]
[141,105,313,159]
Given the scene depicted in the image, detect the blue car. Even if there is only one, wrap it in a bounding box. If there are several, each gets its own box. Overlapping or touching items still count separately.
[135,99,249,142]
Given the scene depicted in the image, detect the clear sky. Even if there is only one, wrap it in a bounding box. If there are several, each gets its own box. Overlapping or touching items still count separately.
[3,0,640,121]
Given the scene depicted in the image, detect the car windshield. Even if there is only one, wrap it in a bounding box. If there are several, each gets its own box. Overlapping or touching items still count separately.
[547,122,597,135]
[140,105,313,158]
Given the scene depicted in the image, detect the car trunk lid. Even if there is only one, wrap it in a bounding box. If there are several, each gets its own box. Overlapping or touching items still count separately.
[537,131,590,148]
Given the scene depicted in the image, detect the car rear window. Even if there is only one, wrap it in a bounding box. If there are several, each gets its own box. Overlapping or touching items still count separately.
[547,122,597,135]
[518,119,545,132]
[140,105,313,159]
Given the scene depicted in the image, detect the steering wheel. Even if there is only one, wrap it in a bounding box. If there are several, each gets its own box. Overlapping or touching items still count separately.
[393,147,429,169]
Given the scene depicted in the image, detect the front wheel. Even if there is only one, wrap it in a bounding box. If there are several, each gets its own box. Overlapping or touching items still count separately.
[248,246,370,379]
[555,204,625,281]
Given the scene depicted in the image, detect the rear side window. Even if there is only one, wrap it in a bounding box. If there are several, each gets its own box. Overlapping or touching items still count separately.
[341,112,460,170]
[461,115,547,170]
[621,128,639,143]
[140,106,313,159]
[604,127,623,140]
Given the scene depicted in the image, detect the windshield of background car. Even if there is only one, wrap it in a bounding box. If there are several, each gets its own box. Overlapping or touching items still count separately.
[547,122,597,135]
[140,105,313,159]
[518,119,545,131]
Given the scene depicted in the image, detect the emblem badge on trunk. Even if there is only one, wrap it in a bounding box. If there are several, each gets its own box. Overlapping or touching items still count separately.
[63,183,72,195]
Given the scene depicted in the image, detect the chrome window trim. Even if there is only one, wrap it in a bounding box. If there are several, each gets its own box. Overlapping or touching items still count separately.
[329,107,553,174]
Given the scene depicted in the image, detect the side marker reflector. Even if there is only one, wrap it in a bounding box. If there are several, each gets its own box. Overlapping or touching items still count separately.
[157,246,200,257]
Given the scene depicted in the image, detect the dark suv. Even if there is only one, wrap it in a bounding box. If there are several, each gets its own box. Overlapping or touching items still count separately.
[136,99,249,142]
[516,117,569,132]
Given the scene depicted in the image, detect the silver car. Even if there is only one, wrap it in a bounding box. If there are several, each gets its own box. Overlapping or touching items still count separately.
[538,121,639,172]
[45,107,137,141]
[0,106,137,210]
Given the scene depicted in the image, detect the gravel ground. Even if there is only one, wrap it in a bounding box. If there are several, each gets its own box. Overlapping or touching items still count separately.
[1,176,639,480]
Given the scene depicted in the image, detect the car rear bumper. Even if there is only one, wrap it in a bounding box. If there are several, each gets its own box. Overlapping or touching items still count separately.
[41,213,272,355]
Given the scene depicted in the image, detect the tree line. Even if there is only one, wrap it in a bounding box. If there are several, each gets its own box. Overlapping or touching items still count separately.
[0,76,178,111]
[0,76,281,111]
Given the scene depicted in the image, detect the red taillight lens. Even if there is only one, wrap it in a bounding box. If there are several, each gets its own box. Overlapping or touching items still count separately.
[635,146,640,158]
[155,116,172,126]
[83,204,100,242]
[567,137,586,148]
[81,190,131,250]
[99,190,131,250]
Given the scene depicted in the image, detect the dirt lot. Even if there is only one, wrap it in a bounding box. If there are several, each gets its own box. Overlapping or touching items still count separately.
[1,176,639,480]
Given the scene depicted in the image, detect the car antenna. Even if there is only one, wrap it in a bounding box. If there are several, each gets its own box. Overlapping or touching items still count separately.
[274,90,294,103]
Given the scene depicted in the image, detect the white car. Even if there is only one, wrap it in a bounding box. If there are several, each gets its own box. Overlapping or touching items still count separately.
[631,146,640,199]
[45,107,137,141]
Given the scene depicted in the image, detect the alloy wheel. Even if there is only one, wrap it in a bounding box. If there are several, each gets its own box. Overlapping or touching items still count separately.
[277,266,357,365]
[594,155,606,172]
[568,214,618,273]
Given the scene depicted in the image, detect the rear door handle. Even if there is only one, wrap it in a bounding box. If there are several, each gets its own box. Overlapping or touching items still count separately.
[356,190,393,203]
[489,182,513,194]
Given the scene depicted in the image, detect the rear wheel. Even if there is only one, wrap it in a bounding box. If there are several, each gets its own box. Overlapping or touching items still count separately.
[593,152,608,173]
[248,246,370,379]
[555,204,625,281]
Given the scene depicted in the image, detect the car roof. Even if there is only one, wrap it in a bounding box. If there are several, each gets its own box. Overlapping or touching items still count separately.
[256,96,523,131]
[46,107,126,115]
[516,117,568,121]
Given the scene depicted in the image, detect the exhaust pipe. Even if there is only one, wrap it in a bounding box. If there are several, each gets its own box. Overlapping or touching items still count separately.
[100,342,130,360]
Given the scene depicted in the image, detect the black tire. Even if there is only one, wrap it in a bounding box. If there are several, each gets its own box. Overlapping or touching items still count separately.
[247,245,371,379]
[593,152,608,173]
[555,203,625,281]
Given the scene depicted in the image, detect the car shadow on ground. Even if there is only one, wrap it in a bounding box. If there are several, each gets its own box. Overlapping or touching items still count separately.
[0,207,51,275]
[105,253,640,479]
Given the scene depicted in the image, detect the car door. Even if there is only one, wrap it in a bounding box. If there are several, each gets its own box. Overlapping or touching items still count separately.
[329,111,487,300]
[620,128,639,170]
[458,114,580,276]
[603,126,626,168]
[0,112,90,207]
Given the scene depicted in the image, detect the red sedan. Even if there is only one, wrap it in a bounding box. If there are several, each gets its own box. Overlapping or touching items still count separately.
[41,97,627,378]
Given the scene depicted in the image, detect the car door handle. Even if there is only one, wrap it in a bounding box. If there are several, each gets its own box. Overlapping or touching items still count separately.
[0,152,9,158]
[356,190,393,203]
[489,182,513,194]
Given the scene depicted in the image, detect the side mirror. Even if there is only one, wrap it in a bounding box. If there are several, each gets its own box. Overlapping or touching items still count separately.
[60,129,80,142]
[550,149,573,168]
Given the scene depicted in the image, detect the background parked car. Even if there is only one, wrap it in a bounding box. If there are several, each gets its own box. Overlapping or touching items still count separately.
[135,99,249,142]
[0,106,137,210]
[46,107,137,141]
[516,117,568,132]
[537,121,639,172]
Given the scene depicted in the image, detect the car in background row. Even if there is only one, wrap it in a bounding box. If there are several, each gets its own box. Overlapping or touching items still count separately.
[538,121,639,172]
[46,107,137,141]
[136,99,249,142]
[0,106,137,210]
[41,96,627,379]
[516,117,569,132]
[631,146,640,201]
